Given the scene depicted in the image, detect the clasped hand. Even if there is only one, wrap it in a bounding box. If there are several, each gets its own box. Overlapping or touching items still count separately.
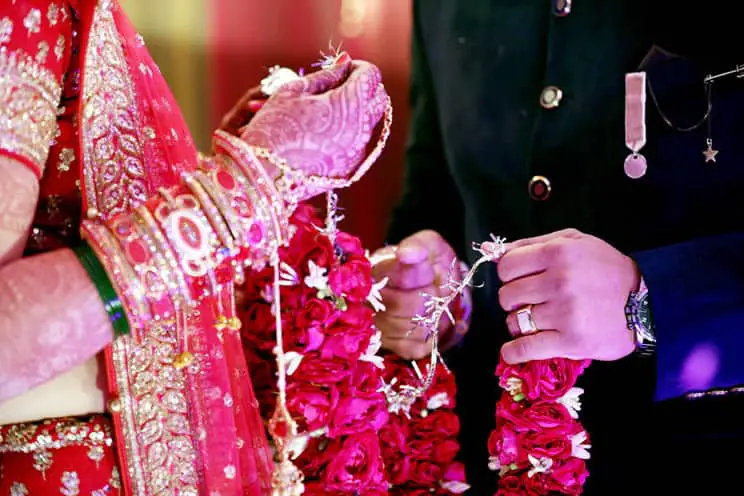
[220,55,388,200]
[372,228,640,364]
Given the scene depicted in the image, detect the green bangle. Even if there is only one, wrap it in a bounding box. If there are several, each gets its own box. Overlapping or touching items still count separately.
[73,243,130,338]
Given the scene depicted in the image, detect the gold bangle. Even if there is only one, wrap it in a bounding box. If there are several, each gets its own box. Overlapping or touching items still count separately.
[192,171,245,248]
[135,206,194,307]
[183,172,238,251]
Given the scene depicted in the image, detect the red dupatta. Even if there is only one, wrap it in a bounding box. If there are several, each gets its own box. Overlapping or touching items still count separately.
[76,1,273,493]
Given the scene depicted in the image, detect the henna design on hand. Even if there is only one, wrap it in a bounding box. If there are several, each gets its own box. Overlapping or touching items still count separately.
[0,249,113,404]
[240,60,389,180]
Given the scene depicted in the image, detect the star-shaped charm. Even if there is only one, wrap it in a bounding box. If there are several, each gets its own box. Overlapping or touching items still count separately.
[703,144,719,162]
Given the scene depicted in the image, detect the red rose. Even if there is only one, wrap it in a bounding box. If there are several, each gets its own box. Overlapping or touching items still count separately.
[294,352,352,384]
[287,382,339,431]
[290,203,321,226]
[432,439,459,465]
[240,301,275,352]
[328,256,373,302]
[324,431,386,493]
[497,358,589,402]
[385,454,413,485]
[410,459,443,487]
[295,297,336,330]
[520,428,573,461]
[407,437,435,460]
[544,457,589,496]
[297,436,339,477]
[379,414,410,453]
[497,472,541,496]
[329,393,389,437]
[350,361,383,391]
[285,224,334,270]
[335,232,365,256]
[416,410,460,439]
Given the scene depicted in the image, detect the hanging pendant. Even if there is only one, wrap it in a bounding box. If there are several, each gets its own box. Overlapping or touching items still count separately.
[624,153,648,179]
[624,72,648,180]
[703,138,719,163]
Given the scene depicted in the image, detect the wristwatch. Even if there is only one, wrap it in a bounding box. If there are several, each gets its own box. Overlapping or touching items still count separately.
[624,277,656,356]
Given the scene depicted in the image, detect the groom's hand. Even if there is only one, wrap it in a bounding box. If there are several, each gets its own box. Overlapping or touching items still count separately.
[498,229,639,364]
[372,230,461,360]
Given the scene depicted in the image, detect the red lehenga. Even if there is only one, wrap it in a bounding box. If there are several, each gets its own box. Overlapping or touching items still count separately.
[0,0,273,493]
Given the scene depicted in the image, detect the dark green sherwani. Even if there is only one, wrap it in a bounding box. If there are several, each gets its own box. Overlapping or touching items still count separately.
[388,1,744,494]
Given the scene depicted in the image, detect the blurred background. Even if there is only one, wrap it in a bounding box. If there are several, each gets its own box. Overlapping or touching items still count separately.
[120,0,413,249]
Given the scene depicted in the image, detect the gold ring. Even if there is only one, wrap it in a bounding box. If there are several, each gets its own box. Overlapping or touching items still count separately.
[515,305,538,335]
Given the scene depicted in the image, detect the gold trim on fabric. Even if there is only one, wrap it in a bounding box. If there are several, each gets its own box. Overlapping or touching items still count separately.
[0,47,62,174]
[111,329,200,495]
[81,2,199,494]
[81,1,147,218]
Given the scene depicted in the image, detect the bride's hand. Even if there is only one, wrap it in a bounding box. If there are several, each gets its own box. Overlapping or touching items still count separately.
[239,56,389,187]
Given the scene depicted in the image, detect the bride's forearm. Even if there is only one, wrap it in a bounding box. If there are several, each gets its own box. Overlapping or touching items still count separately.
[0,249,112,404]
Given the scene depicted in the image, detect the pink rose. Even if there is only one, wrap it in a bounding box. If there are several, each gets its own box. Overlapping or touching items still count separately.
[497,358,590,402]
[329,393,389,437]
[287,382,339,431]
[329,304,374,334]
[295,352,352,384]
[320,327,371,360]
[442,461,467,485]
[497,400,573,435]
[324,431,386,493]
[335,232,365,257]
[544,457,589,496]
[488,422,521,467]
[328,256,373,302]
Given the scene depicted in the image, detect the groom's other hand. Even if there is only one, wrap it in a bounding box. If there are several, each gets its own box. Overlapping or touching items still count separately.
[371,230,463,360]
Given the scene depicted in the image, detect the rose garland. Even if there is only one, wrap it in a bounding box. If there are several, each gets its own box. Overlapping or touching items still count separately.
[489,358,592,495]
[240,204,388,494]
[380,357,469,495]
[239,203,468,494]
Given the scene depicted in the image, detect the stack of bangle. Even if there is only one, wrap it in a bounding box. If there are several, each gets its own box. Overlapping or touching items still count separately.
[73,242,130,338]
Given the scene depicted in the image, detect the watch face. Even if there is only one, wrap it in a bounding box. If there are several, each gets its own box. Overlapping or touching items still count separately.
[637,293,654,334]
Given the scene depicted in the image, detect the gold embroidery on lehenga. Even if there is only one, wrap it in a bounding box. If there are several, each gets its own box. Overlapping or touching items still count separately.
[35,41,49,65]
[111,325,200,494]
[81,1,147,218]
[9,482,28,496]
[60,471,80,496]
[47,3,60,27]
[23,9,41,35]
[57,147,74,172]
[0,47,62,173]
[54,34,64,61]
[0,17,12,44]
